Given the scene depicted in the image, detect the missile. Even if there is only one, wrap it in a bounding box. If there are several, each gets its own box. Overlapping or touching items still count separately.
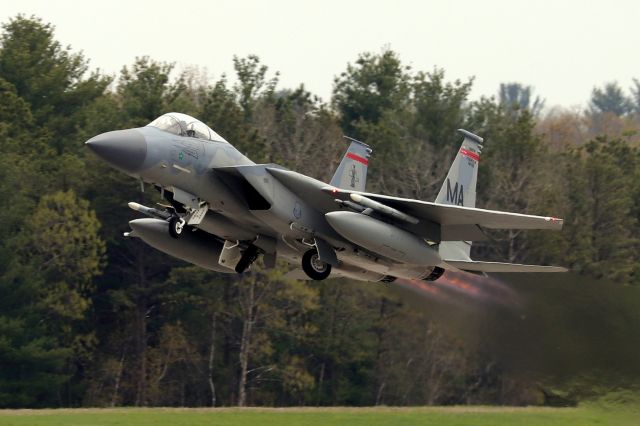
[128,218,233,273]
[349,194,419,224]
[325,211,441,266]
[334,199,366,212]
[128,202,172,220]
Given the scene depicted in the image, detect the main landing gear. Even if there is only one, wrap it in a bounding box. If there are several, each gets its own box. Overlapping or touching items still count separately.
[302,248,332,280]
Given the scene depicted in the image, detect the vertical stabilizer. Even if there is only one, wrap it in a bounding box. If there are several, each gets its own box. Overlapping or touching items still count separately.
[436,129,483,260]
[435,129,483,207]
[330,137,372,192]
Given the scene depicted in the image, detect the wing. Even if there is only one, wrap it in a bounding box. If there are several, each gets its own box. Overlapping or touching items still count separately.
[445,260,568,273]
[328,188,562,229]
[265,168,562,237]
[324,188,563,235]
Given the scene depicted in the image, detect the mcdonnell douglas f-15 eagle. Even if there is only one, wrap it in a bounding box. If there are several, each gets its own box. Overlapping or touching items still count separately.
[86,112,567,283]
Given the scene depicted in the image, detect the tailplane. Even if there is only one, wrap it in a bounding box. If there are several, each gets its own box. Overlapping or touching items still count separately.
[436,129,484,260]
[330,136,372,192]
[445,259,568,273]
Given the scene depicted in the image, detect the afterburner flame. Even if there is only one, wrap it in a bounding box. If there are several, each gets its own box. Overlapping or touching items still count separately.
[392,270,521,308]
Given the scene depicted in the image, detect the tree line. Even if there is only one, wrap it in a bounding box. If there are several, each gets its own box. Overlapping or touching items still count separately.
[0,15,639,408]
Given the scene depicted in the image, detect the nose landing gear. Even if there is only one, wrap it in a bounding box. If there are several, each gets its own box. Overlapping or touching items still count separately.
[168,216,186,239]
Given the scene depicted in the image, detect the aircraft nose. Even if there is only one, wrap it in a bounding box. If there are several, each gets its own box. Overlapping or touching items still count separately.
[85,129,147,173]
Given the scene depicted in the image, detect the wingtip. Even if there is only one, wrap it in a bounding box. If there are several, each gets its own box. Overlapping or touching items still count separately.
[545,216,564,229]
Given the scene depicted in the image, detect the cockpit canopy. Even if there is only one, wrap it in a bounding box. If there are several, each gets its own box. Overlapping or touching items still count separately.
[147,112,228,143]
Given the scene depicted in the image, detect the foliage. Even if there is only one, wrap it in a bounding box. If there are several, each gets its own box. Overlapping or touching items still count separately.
[0,15,110,153]
[0,15,639,409]
[589,82,633,116]
[498,82,545,117]
[333,49,411,139]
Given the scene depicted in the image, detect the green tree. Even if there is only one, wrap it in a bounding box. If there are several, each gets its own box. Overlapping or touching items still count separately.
[20,190,105,322]
[160,267,229,407]
[568,138,637,281]
[0,15,110,152]
[467,99,549,263]
[232,264,318,406]
[197,75,259,159]
[0,77,32,140]
[589,82,632,116]
[233,54,278,121]
[0,190,104,407]
[498,82,545,117]
[117,57,180,126]
[252,86,345,180]
[412,69,474,147]
[630,78,640,114]
[339,61,472,199]
[333,49,411,139]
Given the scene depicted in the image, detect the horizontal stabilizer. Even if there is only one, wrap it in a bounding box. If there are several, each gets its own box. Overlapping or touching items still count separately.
[445,260,568,273]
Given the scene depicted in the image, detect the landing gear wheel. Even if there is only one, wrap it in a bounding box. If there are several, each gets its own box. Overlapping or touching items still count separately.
[168,216,185,239]
[302,249,332,281]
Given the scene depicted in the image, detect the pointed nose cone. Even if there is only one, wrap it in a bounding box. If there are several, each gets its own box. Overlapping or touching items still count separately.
[85,129,147,173]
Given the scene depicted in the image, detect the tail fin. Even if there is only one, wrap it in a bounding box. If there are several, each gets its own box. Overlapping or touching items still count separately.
[435,129,483,208]
[436,129,484,260]
[330,136,372,192]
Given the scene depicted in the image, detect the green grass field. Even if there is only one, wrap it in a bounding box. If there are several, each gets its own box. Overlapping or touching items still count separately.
[0,406,637,426]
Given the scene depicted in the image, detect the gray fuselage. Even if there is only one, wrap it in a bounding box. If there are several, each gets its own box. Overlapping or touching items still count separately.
[86,123,440,282]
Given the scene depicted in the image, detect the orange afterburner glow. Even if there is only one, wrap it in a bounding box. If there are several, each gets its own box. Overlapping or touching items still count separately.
[392,270,520,308]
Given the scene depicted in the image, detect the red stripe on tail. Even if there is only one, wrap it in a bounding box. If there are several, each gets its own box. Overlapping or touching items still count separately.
[460,148,480,162]
[346,152,369,165]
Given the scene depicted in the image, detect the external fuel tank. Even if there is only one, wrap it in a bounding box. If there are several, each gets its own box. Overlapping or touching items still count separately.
[128,218,232,273]
[325,211,442,266]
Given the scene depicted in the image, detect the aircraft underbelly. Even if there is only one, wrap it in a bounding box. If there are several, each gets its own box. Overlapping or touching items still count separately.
[337,250,437,281]
[149,162,441,282]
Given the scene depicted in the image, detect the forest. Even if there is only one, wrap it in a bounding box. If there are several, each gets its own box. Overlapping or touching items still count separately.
[1,15,639,408]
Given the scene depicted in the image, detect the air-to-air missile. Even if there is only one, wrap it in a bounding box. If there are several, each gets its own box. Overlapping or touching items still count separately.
[128,202,172,220]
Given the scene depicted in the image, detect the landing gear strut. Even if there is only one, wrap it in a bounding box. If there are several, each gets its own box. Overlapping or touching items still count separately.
[423,266,445,281]
[235,245,260,273]
[168,216,186,239]
[302,249,332,280]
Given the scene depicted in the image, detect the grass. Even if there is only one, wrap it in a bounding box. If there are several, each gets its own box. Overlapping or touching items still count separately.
[0,405,637,426]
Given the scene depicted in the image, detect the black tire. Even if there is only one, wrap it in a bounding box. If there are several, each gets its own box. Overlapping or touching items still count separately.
[168,216,184,239]
[302,249,332,280]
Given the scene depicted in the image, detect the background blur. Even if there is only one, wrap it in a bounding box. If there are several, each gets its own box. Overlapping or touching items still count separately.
[0,4,639,408]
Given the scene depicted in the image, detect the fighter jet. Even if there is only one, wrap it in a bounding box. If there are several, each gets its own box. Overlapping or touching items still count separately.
[85,112,566,283]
